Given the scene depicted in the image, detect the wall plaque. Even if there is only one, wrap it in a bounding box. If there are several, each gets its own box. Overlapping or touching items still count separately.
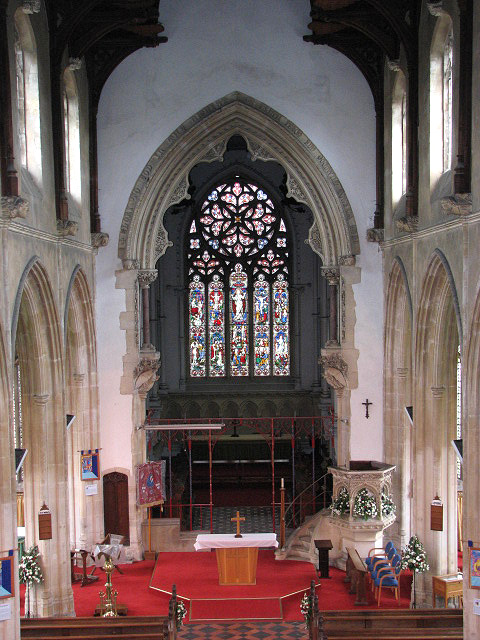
[38,503,52,540]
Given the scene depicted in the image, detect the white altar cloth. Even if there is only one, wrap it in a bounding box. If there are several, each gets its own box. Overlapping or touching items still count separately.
[194,533,278,551]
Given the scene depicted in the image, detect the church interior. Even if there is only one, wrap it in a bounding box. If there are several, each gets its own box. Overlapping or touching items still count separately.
[1,0,479,637]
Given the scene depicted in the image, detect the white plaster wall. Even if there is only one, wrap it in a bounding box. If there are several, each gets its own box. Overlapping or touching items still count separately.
[96,0,383,470]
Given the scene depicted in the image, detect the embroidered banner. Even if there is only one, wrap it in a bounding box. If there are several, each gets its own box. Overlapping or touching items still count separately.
[136,460,166,507]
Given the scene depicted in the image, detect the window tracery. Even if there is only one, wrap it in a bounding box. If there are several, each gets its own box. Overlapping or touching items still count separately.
[187,179,290,378]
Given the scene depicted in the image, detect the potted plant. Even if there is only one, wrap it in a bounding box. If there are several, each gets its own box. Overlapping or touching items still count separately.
[353,488,378,520]
[381,491,396,518]
[19,545,44,618]
[329,487,350,516]
[400,535,429,608]
[300,591,312,628]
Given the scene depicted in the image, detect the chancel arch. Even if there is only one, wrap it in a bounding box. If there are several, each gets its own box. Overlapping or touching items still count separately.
[384,257,413,550]
[64,267,101,551]
[12,260,73,616]
[413,250,462,606]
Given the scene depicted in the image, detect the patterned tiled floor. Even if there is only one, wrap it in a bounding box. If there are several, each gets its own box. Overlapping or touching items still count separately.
[193,506,281,533]
[178,621,307,639]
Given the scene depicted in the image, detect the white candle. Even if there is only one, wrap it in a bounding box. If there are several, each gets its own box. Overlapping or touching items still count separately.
[281,477,284,489]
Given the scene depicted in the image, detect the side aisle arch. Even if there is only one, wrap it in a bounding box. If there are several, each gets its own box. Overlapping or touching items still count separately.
[11,259,73,616]
[463,285,480,638]
[413,250,462,606]
[118,92,359,269]
[64,267,102,551]
[384,257,413,550]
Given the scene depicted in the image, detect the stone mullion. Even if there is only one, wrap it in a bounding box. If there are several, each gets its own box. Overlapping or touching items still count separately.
[0,0,19,196]
[322,268,339,346]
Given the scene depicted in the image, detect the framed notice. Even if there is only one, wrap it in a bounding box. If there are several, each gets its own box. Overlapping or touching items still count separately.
[0,554,14,599]
[470,547,480,589]
[81,450,100,481]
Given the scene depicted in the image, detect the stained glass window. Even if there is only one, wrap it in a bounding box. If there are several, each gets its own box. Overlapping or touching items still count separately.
[187,179,290,377]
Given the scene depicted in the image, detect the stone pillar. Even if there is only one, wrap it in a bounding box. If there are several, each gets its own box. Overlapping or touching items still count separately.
[137,270,158,349]
[319,352,349,467]
[396,367,411,550]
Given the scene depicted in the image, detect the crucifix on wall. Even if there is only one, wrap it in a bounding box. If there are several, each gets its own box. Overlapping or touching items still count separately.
[362,398,372,419]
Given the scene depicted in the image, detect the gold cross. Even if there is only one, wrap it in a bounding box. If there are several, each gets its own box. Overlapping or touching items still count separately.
[231,511,245,538]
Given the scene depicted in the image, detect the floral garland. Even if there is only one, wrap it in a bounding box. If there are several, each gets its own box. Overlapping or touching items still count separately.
[381,492,396,517]
[19,545,43,585]
[329,487,350,516]
[300,592,312,629]
[175,599,187,629]
[400,535,429,572]
[353,488,378,520]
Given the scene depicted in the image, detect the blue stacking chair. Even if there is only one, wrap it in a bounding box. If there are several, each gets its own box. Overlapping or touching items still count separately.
[366,542,396,588]
[373,553,402,606]
[365,541,395,570]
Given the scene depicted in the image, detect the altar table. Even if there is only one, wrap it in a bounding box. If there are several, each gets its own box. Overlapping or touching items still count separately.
[194,533,278,585]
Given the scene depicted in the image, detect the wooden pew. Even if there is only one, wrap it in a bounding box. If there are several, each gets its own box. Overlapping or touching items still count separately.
[345,546,368,605]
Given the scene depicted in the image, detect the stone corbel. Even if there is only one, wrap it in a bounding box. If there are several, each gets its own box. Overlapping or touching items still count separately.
[91,232,109,248]
[338,254,356,267]
[427,1,446,17]
[319,352,348,391]
[22,0,41,14]
[57,219,78,237]
[366,227,384,243]
[1,195,29,220]
[440,193,472,216]
[67,57,82,72]
[387,58,401,72]
[134,353,161,395]
[122,258,140,270]
[395,215,418,233]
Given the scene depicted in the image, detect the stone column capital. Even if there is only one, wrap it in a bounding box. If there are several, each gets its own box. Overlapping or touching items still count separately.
[1,195,29,219]
[137,270,158,289]
[321,267,340,286]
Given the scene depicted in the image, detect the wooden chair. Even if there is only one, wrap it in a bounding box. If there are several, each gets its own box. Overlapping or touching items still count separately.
[92,533,125,574]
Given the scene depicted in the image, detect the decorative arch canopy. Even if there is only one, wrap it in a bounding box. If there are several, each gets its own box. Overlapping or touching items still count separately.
[118,92,359,270]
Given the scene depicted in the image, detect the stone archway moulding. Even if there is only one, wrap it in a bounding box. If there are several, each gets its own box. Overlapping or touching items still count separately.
[118,92,360,270]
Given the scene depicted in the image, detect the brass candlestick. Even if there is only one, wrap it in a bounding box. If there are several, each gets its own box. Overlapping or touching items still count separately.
[97,557,118,617]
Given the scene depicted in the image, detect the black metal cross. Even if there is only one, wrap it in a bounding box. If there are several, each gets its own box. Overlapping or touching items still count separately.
[362,399,372,419]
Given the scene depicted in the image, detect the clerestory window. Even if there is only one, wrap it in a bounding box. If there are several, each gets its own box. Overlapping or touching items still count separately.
[187,178,290,378]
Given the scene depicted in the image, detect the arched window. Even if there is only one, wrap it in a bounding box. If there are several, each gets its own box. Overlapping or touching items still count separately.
[13,10,42,184]
[187,178,290,378]
[63,69,81,203]
[391,72,407,205]
[430,17,453,183]
[442,28,453,172]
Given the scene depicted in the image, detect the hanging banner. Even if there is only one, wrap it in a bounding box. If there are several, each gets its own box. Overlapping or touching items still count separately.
[136,460,166,507]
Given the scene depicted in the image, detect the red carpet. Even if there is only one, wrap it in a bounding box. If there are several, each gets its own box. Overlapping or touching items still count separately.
[19,556,413,623]
[190,597,282,621]
[150,551,318,600]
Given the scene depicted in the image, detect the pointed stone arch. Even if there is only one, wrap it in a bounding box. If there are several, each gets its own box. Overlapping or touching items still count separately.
[384,257,413,549]
[12,260,73,616]
[64,267,101,550]
[413,251,461,605]
[0,323,18,638]
[463,286,480,637]
[118,92,359,270]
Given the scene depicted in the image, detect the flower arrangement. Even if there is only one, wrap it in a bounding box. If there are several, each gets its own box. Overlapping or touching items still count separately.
[300,592,312,628]
[381,492,396,517]
[19,545,43,585]
[353,488,378,520]
[175,599,187,629]
[400,535,429,572]
[329,487,350,516]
